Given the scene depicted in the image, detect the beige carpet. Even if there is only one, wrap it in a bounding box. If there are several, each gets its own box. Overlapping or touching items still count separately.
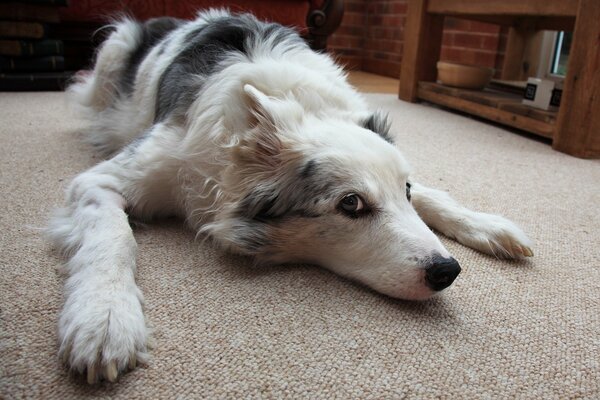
[1,92,599,399]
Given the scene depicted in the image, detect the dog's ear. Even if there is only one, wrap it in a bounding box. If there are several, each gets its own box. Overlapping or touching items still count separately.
[360,111,393,144]
[244,84,277,129]
[236,84,285,168]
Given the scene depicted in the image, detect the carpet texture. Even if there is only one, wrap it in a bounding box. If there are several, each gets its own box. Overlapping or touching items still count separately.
[1,92,599,399]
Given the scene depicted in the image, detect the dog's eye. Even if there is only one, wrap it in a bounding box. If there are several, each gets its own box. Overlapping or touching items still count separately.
[406,182,412,201]
[339,193,364,215]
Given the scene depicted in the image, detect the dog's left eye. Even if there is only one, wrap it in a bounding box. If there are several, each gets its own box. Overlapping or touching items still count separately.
[406,182,412,201]
[339,193,364,215]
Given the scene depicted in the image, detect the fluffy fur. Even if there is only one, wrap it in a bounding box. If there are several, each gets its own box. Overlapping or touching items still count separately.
[48,10,533,383]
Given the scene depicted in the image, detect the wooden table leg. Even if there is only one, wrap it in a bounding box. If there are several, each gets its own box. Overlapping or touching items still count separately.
[552,0,600,158]
[399,0,444,102]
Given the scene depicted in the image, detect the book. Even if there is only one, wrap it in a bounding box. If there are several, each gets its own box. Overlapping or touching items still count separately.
[0,55,64,72]
[10,0,68,6]
[0,21,47,39]
[0,39,63,56]
[0,71,72,91]
[0,3,60,23]
[65,55,91,70]
[52,22,103,42]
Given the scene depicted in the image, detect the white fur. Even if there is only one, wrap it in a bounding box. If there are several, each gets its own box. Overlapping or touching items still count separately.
[48,10,533,383]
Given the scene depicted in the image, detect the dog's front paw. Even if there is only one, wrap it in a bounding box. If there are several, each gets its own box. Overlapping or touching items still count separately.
[59,283,150,384]
[455,213,534,259]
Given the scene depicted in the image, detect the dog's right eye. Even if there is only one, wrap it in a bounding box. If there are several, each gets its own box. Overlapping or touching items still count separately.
[338,193,365,217]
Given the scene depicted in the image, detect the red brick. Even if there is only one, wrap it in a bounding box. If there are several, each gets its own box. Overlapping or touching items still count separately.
[452,32,483,48]
[440,47,462,63]
[474,51,497,67]
[365,38,402,53]
[330,53,363,70]
[390,2,408,14]
[442,32,454,46]
[375,2,388,13]
[344,1,366,13]
[344,36,363,49]
[370,27,385,39]
[332,47,363,57]
[370,26,402,40]
[330,35,363,50]
[481,35,499,51]
[342,12,366,26]
[336,26,365,37]
[381,14,404,27]
[458,50,477,65]
[369,15,383,25]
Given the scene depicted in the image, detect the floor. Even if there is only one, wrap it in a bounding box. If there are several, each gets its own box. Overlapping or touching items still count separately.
[2,77,600,398]
[347,70,399,94]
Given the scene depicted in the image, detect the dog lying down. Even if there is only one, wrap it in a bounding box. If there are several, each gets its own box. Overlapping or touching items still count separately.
[48,9,533,383]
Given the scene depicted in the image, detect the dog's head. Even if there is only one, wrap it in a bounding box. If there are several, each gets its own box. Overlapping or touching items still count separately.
[210,85,459,300]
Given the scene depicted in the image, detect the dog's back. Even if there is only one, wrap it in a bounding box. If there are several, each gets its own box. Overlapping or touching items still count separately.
[68,10,323,155]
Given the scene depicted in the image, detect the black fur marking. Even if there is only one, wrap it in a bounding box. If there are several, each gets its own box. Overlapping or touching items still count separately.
[121,17,182,95]
[255,195,282,220]
[155,13,305,122]
[238,176,333,223]
[301,160,317,179]
[229,219,270,254]
[361,111,393,144]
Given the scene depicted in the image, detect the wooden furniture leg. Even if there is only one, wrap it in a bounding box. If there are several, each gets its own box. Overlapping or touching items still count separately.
[552,0,600,158]
[399,0,444,102]
[306,0,345,51]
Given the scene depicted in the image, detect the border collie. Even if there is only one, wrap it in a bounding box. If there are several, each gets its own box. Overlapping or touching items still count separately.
[48,9,533,383]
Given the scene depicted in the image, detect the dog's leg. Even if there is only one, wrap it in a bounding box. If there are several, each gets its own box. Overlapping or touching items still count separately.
[48,156,149,383]
[410,183,533,258]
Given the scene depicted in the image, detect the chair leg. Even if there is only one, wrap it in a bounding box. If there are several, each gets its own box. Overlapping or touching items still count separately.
[306,0,345,51]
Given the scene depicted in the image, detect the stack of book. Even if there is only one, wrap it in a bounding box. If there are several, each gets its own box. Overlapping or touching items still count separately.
[0,1,69,91]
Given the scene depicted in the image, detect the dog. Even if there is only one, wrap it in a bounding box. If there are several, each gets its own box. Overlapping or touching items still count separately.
[48,9,533,383]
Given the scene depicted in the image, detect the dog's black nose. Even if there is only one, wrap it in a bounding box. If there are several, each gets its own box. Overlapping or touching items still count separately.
[425,256,461,291]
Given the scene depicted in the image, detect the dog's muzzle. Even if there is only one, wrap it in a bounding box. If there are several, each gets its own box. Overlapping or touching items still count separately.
[425,256,461,291]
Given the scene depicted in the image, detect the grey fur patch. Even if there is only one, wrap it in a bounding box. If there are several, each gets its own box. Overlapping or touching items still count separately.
[121,17,182,95]
[361,111,393,143]
[237,174,335,223]
[155,13,306,122]
[221,218,271,254]
[301,160,317,179]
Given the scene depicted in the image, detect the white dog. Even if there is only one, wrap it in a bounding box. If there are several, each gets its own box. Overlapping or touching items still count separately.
[48,9,533,383]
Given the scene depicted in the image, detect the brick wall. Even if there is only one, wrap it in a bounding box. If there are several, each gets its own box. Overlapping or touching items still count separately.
[329,0,508,78]
[328,0,368,70]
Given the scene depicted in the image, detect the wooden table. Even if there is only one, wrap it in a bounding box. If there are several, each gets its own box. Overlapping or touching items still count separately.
[399,0,600,158]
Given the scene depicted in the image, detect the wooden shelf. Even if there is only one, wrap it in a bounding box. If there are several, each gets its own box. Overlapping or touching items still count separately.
[417,81,556,138]
[400,0,599,158]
